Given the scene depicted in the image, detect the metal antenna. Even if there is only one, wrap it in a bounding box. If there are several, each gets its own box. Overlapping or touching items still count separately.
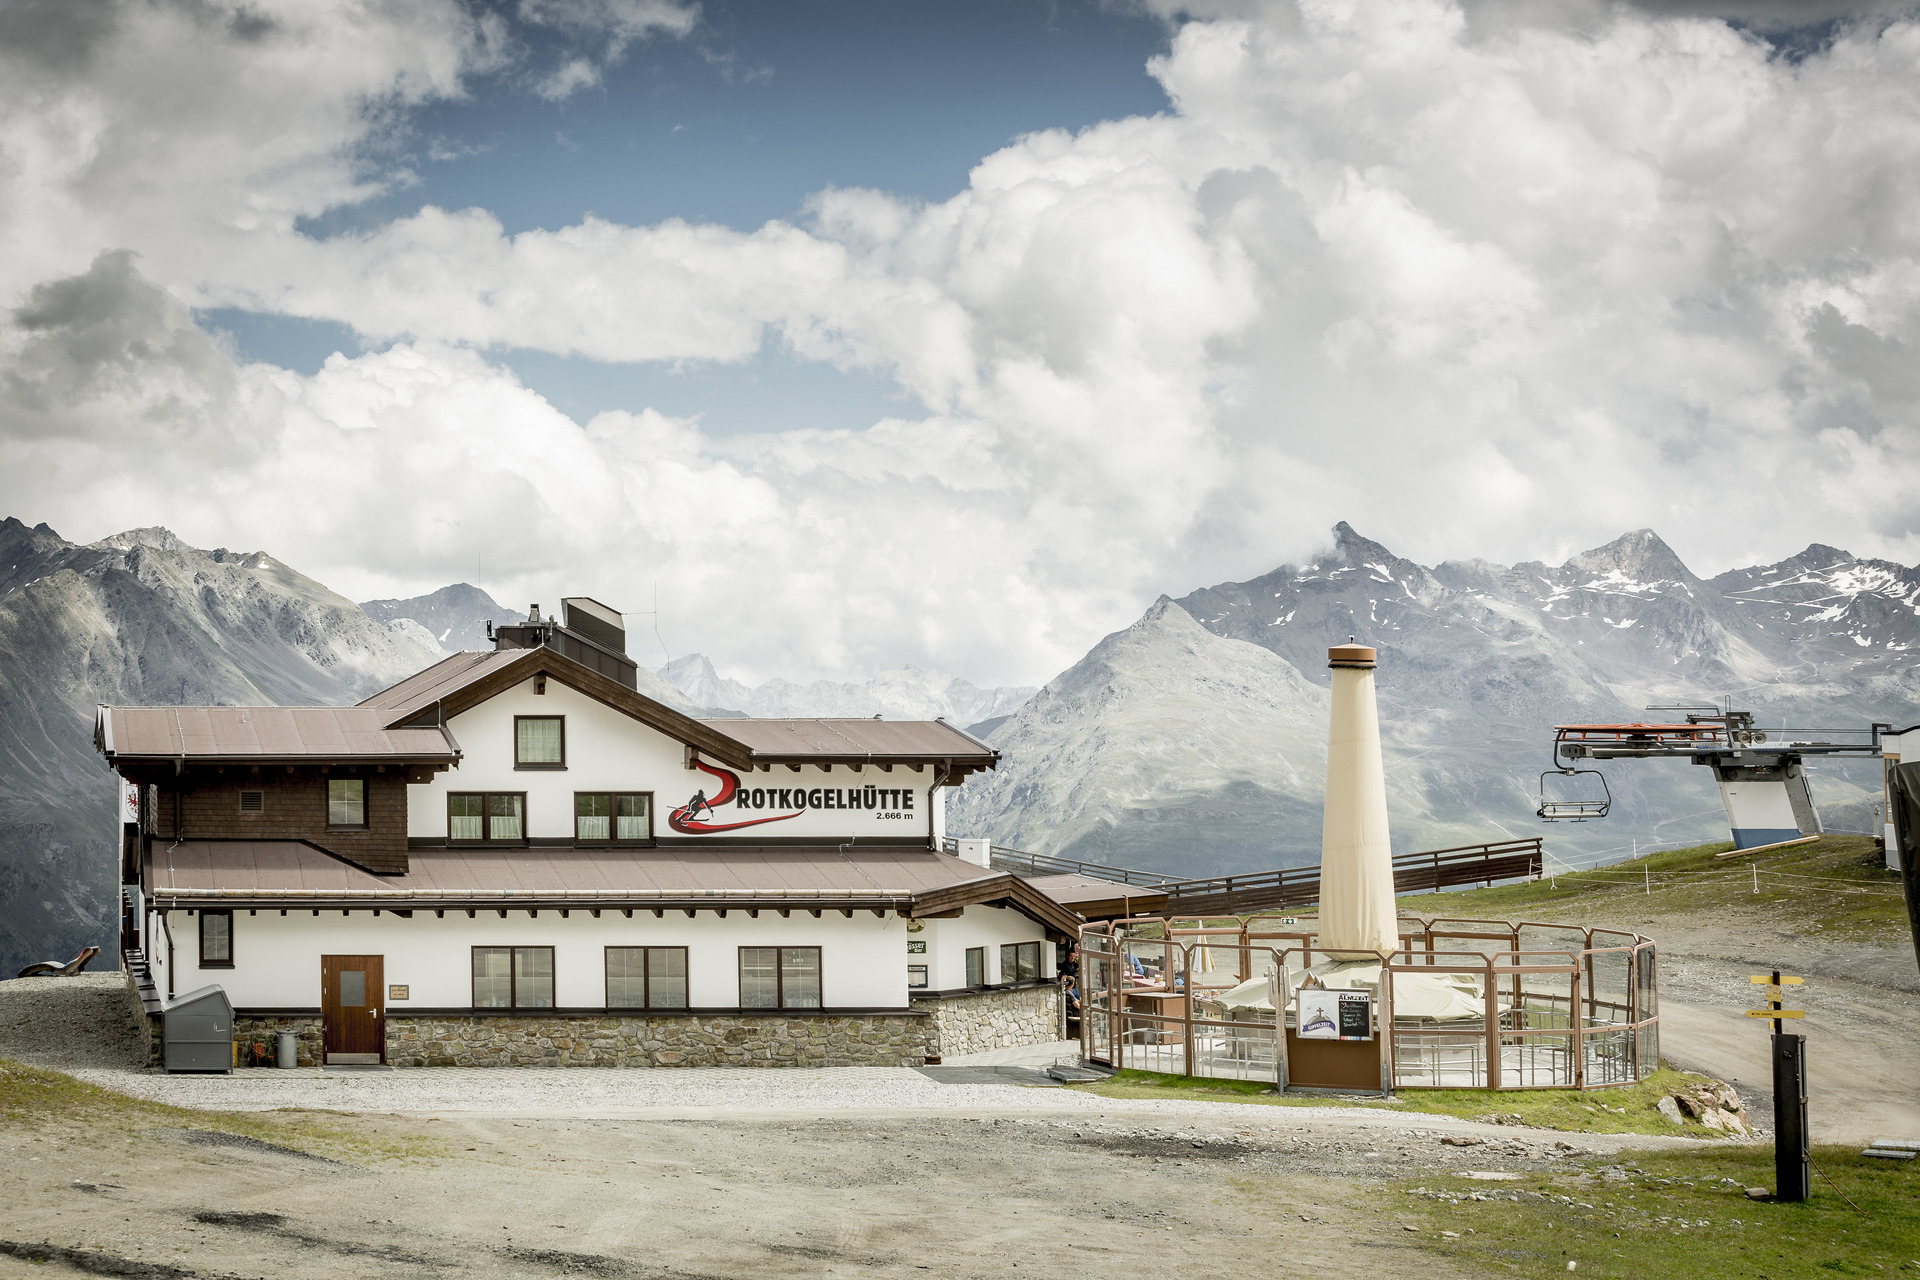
[627,580,672,664]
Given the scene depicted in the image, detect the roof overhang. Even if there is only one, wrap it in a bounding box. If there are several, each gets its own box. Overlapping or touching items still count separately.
[906,872,1083,940]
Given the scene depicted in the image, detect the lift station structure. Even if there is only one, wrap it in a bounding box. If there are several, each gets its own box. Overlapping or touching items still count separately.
[1541,706,1910,852]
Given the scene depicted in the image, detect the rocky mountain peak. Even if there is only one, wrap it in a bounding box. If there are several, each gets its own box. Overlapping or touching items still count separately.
[1561,528,1697,587]
[89,526,190,553]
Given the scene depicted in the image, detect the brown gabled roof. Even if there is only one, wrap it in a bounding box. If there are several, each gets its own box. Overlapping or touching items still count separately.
[908,872,1083,940]
[702,718,998,779]
[358,647,756,770]
[1024,873,1169,921]
[96,706,458,764]
[149,840,1015,912]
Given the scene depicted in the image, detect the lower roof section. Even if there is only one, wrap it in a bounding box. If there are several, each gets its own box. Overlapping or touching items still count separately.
[147,840,1080,937]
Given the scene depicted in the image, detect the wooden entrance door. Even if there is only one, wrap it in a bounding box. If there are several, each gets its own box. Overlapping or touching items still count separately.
[321,955,385,1065]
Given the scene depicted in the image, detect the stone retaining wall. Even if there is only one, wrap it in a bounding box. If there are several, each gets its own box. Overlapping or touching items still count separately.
[385,1013,934,1067]
[147,987,1059,1069]
[914,983,1062,1058]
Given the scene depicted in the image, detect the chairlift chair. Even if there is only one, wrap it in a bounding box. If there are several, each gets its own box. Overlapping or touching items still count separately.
[1537,768,1612,822]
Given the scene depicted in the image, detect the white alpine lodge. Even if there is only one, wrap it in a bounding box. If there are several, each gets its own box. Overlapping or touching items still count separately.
[98,599,1076,1068]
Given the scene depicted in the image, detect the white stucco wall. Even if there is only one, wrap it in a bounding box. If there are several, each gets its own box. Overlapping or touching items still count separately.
[163,907,923,1010]
[411,678,943,842]
[913,906,1050,992]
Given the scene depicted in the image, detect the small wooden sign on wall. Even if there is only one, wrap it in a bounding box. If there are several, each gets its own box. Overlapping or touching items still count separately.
[388,985,410,1001]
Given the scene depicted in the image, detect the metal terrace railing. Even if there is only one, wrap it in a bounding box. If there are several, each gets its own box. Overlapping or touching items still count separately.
[942,836,1544,911]
[1079,914,1656,1092]
[935,839,1180,887]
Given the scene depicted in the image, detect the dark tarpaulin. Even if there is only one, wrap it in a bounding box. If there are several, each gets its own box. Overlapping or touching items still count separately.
[1887,761,1920,974]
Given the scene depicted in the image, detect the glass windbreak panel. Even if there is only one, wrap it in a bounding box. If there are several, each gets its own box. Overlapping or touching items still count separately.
[200,913,231,964]
[965,947,985,987]
[473,948,512,1008]
[339,969,366,1007]
[1636,947,1658,1021]
[616,794,650,840]
[488,793,524,841]
[780,948,822,1008]
[740,948,780,1008]
[514,947,554,1008]
[648,947,688,1009]
[328,778,365,826]
[1001,942,1040,983]
[606,947,645,1007]
[577,793,612,841]
[517,716,563,765]
[449,794,484,840]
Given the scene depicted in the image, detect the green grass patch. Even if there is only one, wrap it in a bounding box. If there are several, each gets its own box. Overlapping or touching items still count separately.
[0,1056,442,1162]
[1398,1142,1920,1278]
[1397,834,1904,941]
[1072,1066,1730,1137]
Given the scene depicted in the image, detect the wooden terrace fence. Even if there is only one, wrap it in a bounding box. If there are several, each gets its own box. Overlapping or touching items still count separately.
[942,837,1544,913]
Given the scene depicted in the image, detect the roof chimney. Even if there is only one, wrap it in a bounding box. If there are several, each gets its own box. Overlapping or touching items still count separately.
[1318,640,1396,957]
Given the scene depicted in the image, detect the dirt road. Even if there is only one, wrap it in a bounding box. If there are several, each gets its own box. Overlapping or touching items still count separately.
[0,1100,1666,1280]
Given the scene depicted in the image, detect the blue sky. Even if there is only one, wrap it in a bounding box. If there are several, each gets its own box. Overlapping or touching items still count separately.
[5,0,1919,684]
[203,0,1171,434]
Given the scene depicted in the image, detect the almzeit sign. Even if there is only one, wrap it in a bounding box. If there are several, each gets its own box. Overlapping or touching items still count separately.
[668,760,924,836]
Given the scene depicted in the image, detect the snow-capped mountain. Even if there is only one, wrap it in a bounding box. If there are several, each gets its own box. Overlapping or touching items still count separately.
[0,519,449,977]
[656,653,1035,727]
[360,583,523,654]
[948,524,1917,876]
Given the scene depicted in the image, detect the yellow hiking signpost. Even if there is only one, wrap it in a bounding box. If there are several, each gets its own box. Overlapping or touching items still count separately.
[1752,970,1810,1202]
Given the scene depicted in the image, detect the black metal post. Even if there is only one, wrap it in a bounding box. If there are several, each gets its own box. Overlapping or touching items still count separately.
[1773,1031,1810,1202]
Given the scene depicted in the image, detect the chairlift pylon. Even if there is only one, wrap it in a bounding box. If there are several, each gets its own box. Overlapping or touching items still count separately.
[1537,768,1611,822]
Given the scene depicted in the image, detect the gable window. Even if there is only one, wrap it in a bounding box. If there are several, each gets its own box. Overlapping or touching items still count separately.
[965,947,986,988]
[238,789,264,815]
[199,910,233,968]
[574,793,652,842]
[327,778,366,828]
[738,947,822,1010]
[448,793,526,842]
[1000,942,1041,984]
[515,716,565,769]
[605,947,688,1009]
[472,946,554,1008]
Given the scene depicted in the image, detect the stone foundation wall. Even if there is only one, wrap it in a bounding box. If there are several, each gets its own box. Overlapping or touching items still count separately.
[234,1015,324,1068]
[385,1013,934,1067]
[915,984,1062,1058]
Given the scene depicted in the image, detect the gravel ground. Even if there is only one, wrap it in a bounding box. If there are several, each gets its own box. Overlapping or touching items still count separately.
[0,972,145,1069]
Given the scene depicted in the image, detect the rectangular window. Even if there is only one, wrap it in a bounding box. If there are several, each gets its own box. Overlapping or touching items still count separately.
[575,793,652,842]
[472,946,554,1008]
[738,946,822,1010]
[576,793,611,841]
[908,965,928,991]
[965,947,985,988]
[1000,942,1041,984]
[515,716,565,769]
[448,793,526,842]
[238,789,264,814]
[327,777,365,827]
[605,947,689,1009]
[199,910,232,968]
[616,793,651,841]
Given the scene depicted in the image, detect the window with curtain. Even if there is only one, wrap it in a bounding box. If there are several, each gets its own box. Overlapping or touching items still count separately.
[472,946,554,1008]
[605,947,688,1009]
[199,910,232,967]
[574,793,651,842]
[738,947,823,1009]
[327,777,365,827]
[515,716,565,768]
[449,793,526,842]
[1000,942,1041,984]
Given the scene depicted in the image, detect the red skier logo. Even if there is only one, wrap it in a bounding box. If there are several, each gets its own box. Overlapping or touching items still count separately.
[668,759,801,834]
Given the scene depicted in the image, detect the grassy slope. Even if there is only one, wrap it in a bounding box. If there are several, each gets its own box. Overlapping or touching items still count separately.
[1075,1067,1738,1139]
[0,1057,441,1163]
[1396,1143,1920,1278]
[1399,833,1906,942]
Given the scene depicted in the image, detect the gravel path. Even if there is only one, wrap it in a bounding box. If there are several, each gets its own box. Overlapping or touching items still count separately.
[0,971,145,1069]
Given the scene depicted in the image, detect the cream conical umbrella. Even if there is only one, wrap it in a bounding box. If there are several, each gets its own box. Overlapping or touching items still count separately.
[1318,642,1398,958]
